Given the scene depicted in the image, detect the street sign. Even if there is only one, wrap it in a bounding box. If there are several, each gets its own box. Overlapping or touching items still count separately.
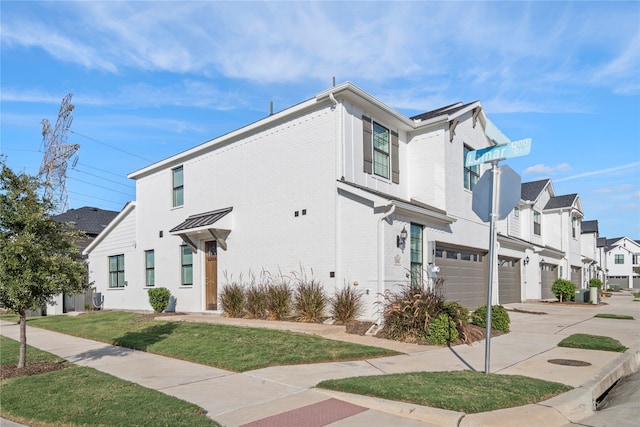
[472,165,521,222]
[465,138,532,167]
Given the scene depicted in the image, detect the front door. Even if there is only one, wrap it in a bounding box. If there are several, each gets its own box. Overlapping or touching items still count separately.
[205,241,218,310]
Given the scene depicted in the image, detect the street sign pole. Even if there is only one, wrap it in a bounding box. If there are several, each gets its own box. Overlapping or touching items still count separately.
[484,161,499,374]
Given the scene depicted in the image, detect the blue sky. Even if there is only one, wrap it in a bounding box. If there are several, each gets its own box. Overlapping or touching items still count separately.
[1,1,639,239]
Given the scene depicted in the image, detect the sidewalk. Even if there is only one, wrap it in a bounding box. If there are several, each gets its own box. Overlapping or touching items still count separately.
[2,292,639,427]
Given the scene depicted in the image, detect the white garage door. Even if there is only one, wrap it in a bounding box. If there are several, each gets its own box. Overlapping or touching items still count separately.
[541,263,558,300]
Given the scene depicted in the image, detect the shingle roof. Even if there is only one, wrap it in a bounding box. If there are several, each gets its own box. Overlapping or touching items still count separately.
[581,220,598,234]
[521,179,550,201]
[544,194,578,210]
[410,101,478,122]
[53,206,119,236]
[170,207,233,233]
[597,237,607,248]
[606,237,624,248]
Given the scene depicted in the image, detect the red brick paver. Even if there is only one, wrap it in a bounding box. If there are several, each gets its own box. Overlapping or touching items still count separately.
[240,398,368,427]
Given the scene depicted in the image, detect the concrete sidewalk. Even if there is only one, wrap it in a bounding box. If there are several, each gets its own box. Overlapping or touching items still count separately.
[1,292,639,427]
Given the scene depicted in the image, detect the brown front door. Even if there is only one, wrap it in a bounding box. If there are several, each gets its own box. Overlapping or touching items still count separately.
[205,241,218,310]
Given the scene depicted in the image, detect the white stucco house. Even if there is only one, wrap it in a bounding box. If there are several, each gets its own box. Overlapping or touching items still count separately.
[84,82,612,319]
[605,237,640,289]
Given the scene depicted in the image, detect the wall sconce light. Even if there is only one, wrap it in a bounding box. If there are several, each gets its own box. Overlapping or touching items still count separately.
[540,258,545,267]
[397,226,408,248]
[523,256,530,266]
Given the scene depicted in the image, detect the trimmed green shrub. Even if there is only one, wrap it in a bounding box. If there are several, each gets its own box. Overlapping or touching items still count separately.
[148,287,171,313]
[588,278,603,289]
[426,313,459,345]
[472,305,510,332]
[330,285,364,324]
[551,279,576,302]
[443,301,470,339]
[294,279,327,322]
[220,283,245,317]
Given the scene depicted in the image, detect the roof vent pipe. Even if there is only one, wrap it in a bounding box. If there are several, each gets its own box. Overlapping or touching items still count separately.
[269,101,273,116]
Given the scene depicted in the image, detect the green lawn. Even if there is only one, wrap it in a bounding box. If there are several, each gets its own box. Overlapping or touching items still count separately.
[558,333,627,352]
[594,313,635,320]
[0,336,220,427]
[14,311,399,371]
[317,371,572,413]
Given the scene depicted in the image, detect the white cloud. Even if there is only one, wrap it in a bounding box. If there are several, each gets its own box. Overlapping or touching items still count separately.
[555,162,640,182]
[523,163,572,175]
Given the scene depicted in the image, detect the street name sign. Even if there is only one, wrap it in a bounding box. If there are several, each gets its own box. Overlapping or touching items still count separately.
[465,138,532,167]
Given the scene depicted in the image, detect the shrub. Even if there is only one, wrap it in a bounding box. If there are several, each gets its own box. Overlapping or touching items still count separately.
[443,301,470,339]
[588,278,603,289]
[380,283,446,342]
[148,287,171,313]
[426,313,459,345]
[267,282,292,320]
[220,283,245,317]
[245,283,269,319]
[551,279,576,302]
[330,285,364,324]
[294,279,327,322]
[471,305,510,332]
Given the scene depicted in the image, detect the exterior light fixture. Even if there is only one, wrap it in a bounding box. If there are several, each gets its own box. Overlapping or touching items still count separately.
[540,258,545,267]
[523,256,530,266]
[397,226,408,248]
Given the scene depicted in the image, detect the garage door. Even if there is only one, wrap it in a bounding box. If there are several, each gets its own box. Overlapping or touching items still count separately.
[607,276,629,288]
[436,246,488,309]
[541,263,558,300]
[571,266,582,288]
[498,257,521,304]
[634,277,640,289]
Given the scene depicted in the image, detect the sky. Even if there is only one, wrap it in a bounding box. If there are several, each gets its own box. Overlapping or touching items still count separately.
[1,1,639,240]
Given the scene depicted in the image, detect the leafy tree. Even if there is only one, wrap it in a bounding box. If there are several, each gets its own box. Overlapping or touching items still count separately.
[0,161,88,368]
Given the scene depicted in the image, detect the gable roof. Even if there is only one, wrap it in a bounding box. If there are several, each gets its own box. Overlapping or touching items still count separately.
[521,179,550,201]
[544,194,578,210]
[597,237,608,248]
[410,101,478,122]
[53,206,119,235]
[581,220,598,234]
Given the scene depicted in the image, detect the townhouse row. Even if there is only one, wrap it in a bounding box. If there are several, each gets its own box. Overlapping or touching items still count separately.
[83,82,638,321]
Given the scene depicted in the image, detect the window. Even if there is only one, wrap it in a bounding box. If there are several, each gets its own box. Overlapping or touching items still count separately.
[172,166,184,207]
[362,116,399,183]
[572,217,578,238]
[145,250,155,287]
[410,223,423,287]
[181,245,193,286]
[108,255,125,288]
[513,207,520,218]
[533,210,541,236]
[373,122,390,179]
[615,254,624,264]
[463,145,480,190]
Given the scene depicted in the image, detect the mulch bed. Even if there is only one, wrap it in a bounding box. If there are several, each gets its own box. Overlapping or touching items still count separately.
[1,362,68,380]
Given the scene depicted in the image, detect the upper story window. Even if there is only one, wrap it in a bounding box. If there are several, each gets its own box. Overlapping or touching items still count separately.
[181,245,193,286]
[108,254,125,288]
[463,145,480,191]
[572,217,578,238]
[172,166,184,207]
[615,254,624,264]
[533,210,541,236]
[362,116,399,184]
[145,250,155,287]
[513,207,520,218]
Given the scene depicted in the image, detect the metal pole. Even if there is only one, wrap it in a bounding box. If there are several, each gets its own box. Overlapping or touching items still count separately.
[484,161,500,374]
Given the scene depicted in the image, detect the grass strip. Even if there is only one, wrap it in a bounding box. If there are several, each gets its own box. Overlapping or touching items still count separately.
[317,371,572,413]
[0,336,220,427]
[558,333,627,352]
[12,311,398,372]
[594,313,634,320]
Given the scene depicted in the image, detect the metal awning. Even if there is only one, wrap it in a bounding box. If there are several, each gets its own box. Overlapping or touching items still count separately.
[170,207,233,252]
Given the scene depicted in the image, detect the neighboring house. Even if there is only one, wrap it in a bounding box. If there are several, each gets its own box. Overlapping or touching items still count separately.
[84,82,525,320]
[605,237,640,289]
[497,179,585,300]
[46,206,119,314]
[581,220,601,286]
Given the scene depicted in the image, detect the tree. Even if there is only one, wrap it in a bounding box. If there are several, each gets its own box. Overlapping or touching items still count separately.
[0,161,88,368]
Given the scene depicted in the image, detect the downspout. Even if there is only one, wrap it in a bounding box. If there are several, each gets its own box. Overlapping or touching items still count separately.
[330,92,342,291]
[377,204,396,325]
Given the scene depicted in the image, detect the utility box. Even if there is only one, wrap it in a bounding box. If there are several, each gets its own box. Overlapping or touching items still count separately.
[426,241,436,265]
